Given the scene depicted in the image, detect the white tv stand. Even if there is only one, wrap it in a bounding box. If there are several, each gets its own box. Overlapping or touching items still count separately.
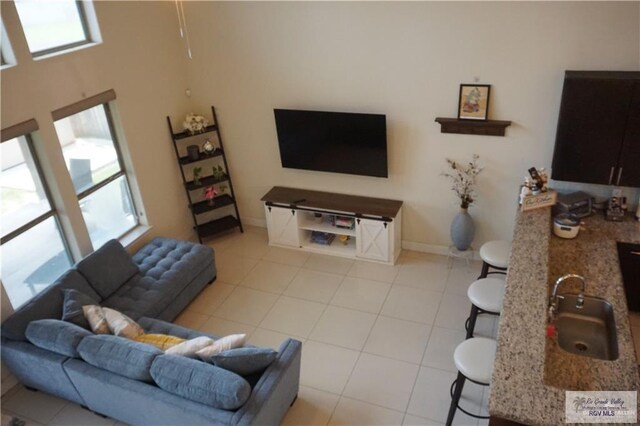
[261,187,403,265]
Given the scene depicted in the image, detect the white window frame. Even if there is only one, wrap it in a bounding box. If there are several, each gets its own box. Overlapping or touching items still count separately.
[53,97,140,246]
[14,0,102,59]
[0,123,74,308]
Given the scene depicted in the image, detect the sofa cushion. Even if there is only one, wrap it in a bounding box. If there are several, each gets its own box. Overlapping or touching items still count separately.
[133,238,214,284]
[101,238,214,319]
[1,269,101,341]
[77,335,162,382]
[76,239,139,299]
[101,275,168,320]
[25,319,92,358]
[150,354,251,410]
[210,347,278,376]
[61,289,99,329]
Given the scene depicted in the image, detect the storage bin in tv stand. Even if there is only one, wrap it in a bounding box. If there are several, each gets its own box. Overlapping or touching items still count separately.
[261,186,403,265]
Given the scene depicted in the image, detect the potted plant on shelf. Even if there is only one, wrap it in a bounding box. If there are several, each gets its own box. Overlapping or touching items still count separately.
[193,167,202,186]
[204,186,218,206]
[442,154,483,251]
[183,113,209,135]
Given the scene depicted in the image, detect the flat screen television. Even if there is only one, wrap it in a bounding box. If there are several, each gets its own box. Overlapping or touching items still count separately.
[274,108,388,178]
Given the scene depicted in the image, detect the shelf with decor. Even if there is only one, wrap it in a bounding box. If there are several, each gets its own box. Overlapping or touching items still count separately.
[435,117,512,136]
[167,106,243,243]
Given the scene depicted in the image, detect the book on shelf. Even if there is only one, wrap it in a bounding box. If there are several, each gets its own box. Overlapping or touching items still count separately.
[335,216,355,230]
[310,231,335,245]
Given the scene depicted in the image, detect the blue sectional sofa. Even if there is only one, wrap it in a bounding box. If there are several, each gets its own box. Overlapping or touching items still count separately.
[1,237,301,425]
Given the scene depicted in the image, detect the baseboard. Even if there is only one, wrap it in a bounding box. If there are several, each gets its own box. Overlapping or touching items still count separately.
[401,240,480,260]
[243,217,267,228]
[243,216,479,260]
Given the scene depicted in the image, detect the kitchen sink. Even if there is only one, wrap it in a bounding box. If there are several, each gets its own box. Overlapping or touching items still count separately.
[554,294,618,361]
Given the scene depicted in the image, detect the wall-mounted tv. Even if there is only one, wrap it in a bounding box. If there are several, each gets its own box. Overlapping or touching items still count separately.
[274,108,388,178]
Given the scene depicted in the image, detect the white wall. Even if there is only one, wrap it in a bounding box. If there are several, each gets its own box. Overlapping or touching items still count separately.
[0,1,192,393]
[1,1,194,247]
[184,1,639,248]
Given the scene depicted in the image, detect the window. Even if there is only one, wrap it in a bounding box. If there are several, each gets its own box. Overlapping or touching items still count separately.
[54,103,138,248]
[1,19,16,67]
[14,0,95,57]
[1,130,72,309]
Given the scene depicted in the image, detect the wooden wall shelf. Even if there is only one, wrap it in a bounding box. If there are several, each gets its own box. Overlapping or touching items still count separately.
[435,117,512,137]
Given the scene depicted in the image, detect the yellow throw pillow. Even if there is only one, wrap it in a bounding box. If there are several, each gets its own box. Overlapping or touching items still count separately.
[103,307,144,339]
[134,333,186,351]
[82,305,110,334]
[196,334,246,360]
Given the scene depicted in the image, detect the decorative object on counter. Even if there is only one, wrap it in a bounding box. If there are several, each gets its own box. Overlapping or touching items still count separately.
[519,167,556,212]
[605,196,627,222]
[202,138,216,155]
[553,213,582,239]
[183,113,209,135]
[442,154,483,251]
[211,165,225,181]
[192,167,202,186]
[187,145,200,161]
[521,190,557,212]
[458,84,491,120]
[203,186,218,206]
[528,166,548,193]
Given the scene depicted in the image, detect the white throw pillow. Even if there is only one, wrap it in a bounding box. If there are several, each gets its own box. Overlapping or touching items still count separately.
[165,336,215,358]
[196,334,247,360]
[82,305,109,334]
[103,307,144,339]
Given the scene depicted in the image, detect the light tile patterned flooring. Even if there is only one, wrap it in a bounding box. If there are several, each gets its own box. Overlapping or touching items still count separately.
[1,227,499,426]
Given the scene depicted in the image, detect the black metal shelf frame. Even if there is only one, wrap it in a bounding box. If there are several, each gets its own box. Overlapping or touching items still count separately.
[167,106,243,242]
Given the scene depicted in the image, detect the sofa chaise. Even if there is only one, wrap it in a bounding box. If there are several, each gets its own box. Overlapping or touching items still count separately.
[1,237,301,425]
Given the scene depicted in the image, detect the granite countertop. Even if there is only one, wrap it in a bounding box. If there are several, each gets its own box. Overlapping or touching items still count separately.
[489,208,640,425]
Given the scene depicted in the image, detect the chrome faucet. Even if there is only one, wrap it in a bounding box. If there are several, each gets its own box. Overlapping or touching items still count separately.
[549,274,587,321]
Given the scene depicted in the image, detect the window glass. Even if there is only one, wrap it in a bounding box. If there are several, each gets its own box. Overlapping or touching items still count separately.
[1,136,51,238]
[1,133,72,309]
[1,216,72,308]
[14,0,88,55]
[54,105,121,194]
[54,103,138,247]
[80,175,137,248]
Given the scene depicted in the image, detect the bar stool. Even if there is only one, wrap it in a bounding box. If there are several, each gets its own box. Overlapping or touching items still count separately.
[478,240,511,279]
[465,277,506,339]
[446,337,496,426]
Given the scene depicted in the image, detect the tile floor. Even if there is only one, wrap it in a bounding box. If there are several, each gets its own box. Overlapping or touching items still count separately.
[1,226,499,426]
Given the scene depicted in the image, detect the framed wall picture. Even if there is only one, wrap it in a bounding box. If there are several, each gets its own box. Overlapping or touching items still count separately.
[458,84,491,120]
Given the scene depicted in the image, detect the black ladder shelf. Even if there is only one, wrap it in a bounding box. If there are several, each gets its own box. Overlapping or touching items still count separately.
[167,106,243,243]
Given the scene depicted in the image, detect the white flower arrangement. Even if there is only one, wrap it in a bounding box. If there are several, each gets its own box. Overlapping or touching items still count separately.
[183,113,209,135]
[441,154,483,209]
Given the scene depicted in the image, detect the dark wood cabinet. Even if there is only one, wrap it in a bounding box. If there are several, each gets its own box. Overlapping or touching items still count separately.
[618,82,640,187]
[551,71,640,187]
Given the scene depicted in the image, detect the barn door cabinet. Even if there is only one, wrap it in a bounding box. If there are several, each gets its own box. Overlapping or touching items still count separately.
[262,187,402,265]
